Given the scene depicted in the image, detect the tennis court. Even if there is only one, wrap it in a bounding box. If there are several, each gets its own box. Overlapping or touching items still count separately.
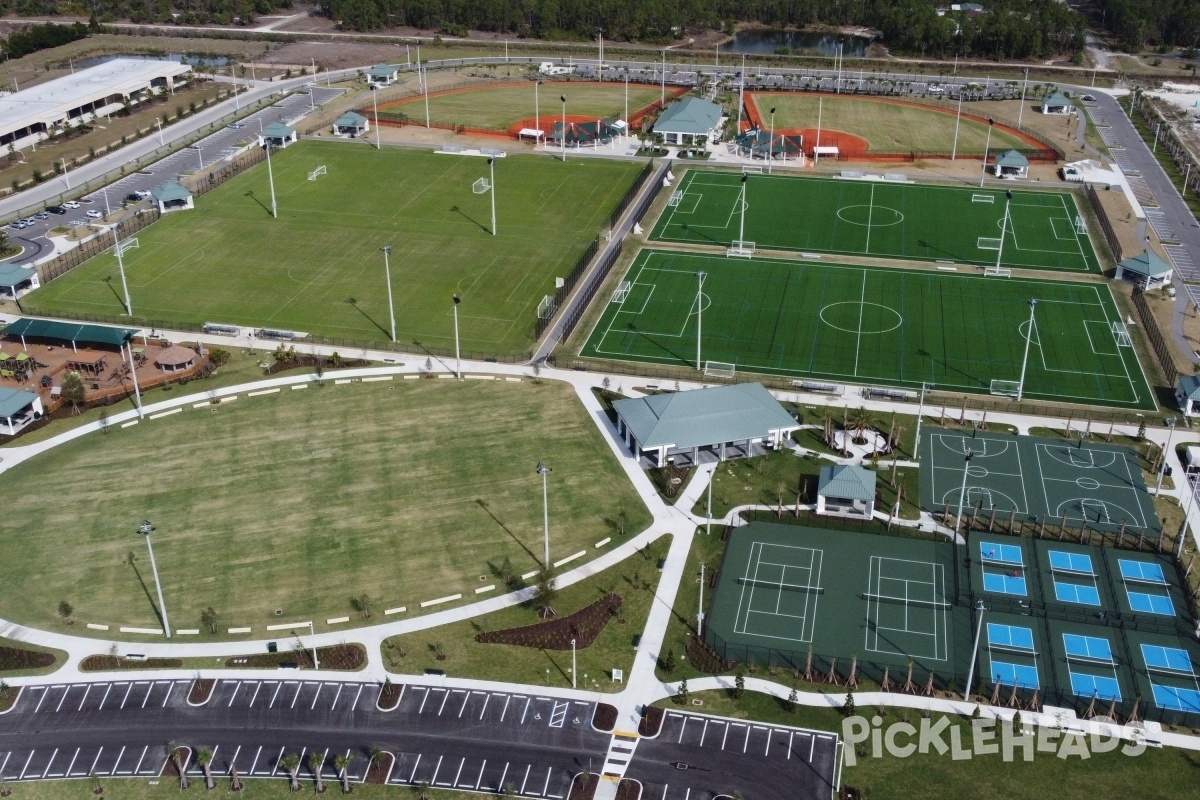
[581,250,1154,410]
[650,170,1100,273]
[920,429,1160,534]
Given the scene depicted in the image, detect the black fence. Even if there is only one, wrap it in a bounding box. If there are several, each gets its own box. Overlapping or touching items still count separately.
[1084,183,1123,262]
[37,208,160,284]
[558,242,623,345]
[1131,287,1178,386]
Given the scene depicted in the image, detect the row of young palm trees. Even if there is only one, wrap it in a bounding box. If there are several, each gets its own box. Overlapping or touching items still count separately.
[171,742,376,793]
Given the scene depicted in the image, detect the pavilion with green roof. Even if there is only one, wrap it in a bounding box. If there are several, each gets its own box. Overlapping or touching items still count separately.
[1115,250,1173,290]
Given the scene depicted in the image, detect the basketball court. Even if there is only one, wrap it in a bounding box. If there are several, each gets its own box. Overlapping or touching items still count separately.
[920,429,1160,535]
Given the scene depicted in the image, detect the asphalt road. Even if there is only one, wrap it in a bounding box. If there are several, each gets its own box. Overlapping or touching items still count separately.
[0,679,839,798]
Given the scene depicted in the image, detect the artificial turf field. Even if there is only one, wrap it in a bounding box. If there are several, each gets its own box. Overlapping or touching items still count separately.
[650,170,1100,272]
[581,250,1154,410]
[28,142,643,354]
[0,379,649,636]
[380,81,666,130]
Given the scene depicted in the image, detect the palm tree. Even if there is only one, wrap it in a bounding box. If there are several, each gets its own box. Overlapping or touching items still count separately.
[280,753,301,792]
[848,407,875,442]
[168,743,190,790]
[367,747,383,783]
[196,747,215,790]
[333,753,352,794]
[230,765,243,792]
[308,751,325,793]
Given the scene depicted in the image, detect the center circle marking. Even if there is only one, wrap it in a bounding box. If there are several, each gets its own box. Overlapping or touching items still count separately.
[819,302,904,335]
[836,205,905,227]
[966,465,989,478]
[1076,477,1101,490]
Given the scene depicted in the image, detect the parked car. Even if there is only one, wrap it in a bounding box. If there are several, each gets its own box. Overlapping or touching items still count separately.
[125,193,141,203]
[135,190,152,199]
[62,200,81,209]
[46,206,66,214]
[9,221,26,230]
[34,212,49,220]
[86,210,103,219]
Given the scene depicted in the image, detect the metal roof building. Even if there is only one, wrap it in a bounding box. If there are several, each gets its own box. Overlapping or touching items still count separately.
[1116,250,1173,290]
[816,464,877,520]
[151,180,194,213]
[0,58,192,152]
[0,263,40,300]
[0,387,44,437]
[653,96,723,145]
[2,318,137,351]
[612,383,799,468]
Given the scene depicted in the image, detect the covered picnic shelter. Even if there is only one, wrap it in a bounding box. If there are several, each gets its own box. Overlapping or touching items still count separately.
[993,150,1029,178]
[0,387,43,436]
[612,383,800,468]
[816,464,877,520]
[333,111,369,137]
[259,121,297,149]
[151,180,193,214]
[2,318,137,353]
[0,263,40,300]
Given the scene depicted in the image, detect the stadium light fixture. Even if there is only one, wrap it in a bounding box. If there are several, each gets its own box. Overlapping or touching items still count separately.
[1017,68,1030,130]
[536,462,552,568]
[993,189,1014,273]
[452,294,462,380]
[113,225,133,316]
[264,141,277,219]
[137,520,171,638]
[560,95,567,163]
[979,118,994,188]
[488,157,497,236]
[1016,298,1038,401]
[768,106,776,175]
[913,381,935,457]
[695,271,706,371]
[1156,417,1178,496]
[964,598,987,701]
[381,245,396,343]
[954,450,974,532]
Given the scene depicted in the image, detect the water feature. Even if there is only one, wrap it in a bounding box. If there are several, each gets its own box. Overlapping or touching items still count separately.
[725,29,870,57]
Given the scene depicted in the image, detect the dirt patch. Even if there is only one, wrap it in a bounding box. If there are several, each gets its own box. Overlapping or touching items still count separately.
[686,635,735,674]
[80,655,183,671]
[568,774,600,800]
[0,645,55,672]
[648,464,692,500]
[0,685,20,712]
[265,355,371,375]
[188,678,215,705]
[363,752,394,784]
[784,127,871,158]
[224,644,365,670]
[638,705,664,737]
[377,680,402,710]
[476,594,622,650]
[616,779,643,800]
[592,702,618,731]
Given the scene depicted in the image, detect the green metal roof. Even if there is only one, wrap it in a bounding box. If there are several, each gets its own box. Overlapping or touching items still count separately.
[150,180,191,203]
[1042,91,1072,107]
[335,111,368,127]
[261,121,296,139]
[817,464,877,502]
[2,317,136,348]
[0,263,37,287]
[1119,250,1173,277]
[368,63,398,77]
[654,96,722,136]
[612,383,798,450]
[1179,374,1200,400]
[0,387,39,419]
[995,149,1028,167]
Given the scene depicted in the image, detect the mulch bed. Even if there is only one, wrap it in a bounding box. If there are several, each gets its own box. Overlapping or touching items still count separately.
[638,706,664,738]
[592,703,618,732]
[475,594,622,650]
[377,681,402,710]
[686,635,735,675]
[567,774,599,800]
[188,678,215,705]
[80,655,183,671]
[0,686,20,713]
[615,779,642,800]
[363,752,394,785]
[265,355,370,375]
[225,644,365,670]
[0,645,55,672]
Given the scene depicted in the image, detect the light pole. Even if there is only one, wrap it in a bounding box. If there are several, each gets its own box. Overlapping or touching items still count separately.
[597,29,603,82]
[155,118,164,146]
[307,621,320,670]
[372,85,381,150]
[994,189,1013,272]
[695,271,706,371]
[706,475,713,536]
[1156,417,1178,495]
[736,172,748,252]
[914,381,933,458]
[571,638,577,688]
[963,599,987,700]
[1178,472,1196,558]
[560,95,567,162]
[124,341,143,418]
[381,246,396,343]
[1016,68,1029,130]
[950,91,964,160]
[537,462,552,568]
[102,187,111,216]
[113,225,133,316]
[661,50,666,107]
[137,520,171,638]
[698,562,706,635]
[767,106,776,175]
[452,294,462,379]
[264,142,277,219]
[955,450,974,532]
[534,79,541,135]
[487,157,496,236]
[980,118,994,188]
[1016,299,1038,402]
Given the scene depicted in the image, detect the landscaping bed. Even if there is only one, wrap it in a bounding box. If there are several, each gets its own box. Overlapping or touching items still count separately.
[616,779,643,800]
[264,353,371,375]
[364,752,394,784]
[0,645,56,672]
[377,680,402,710]
[225,644,365,670]
[567,773,600,800]
[638,705,664,737]
[592,702,618,732]
[187,678,214,705]
[475,594,622,650]
[80,655,183,671]
[0,685,20,713]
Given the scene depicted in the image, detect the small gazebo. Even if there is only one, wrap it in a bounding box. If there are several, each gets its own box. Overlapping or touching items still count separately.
[150,180,193,214]
[1115,251,1173,290]
[260,122,297,149]
[154,345,197,373]
[993,150,1029,179]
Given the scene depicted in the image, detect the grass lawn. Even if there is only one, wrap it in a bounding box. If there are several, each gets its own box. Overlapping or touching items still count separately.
[26,142,643,356]
[656,691,1200,800]
[379,82,665,130]
[582,250,1153,410]
[746,93,1032,155]
[0,379,649,638]
[380,535,671,691]
[651,170,1100,272]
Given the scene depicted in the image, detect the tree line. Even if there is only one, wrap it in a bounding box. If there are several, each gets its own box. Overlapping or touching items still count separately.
[0,19,90,60]
[1094,0,1200,53]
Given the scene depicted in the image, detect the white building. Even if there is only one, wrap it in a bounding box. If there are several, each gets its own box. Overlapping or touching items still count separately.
[0,58,191,153]
[1040,91,1073,115]
[816,464,877,520]
[0,388,44,437]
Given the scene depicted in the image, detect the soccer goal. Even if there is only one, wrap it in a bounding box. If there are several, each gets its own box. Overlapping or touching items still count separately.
[704,361,737,379]
[727,240,756,258]
[1111,320,1133,348]
[977,237,1002,251]
[972,194,995,204]
[984,266,1013,277]
[611,281,632,303]
[989,379,1021,398]
[536,295,557,320]
[667,190,684,207]
[742,165,765,174]
[307,165,326,181]
[115,237,139,256]
[472,177,491,194]
[1075,216,1087,235]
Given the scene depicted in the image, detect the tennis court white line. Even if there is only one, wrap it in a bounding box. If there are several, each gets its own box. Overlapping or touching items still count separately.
[864,557,950,660]
[732,542,823,644]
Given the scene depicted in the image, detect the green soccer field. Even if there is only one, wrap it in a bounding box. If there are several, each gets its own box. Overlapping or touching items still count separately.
[649,170,1100,273]
[27,142,644,355]
[580,250,1153,409]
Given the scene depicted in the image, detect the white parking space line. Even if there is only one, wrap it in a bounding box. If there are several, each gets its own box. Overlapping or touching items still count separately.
[658,784,668,799]
[678,717,688,743]
[500,694,512,721]
[98,684,113,710]
[479,693,491,719]
[407,754,422,783]
[496,762,509,793]
[520,697,531,724]
[787,731,795,759]
[32,688,48,714]
[418,687,432,714]
[18,751,34,779]
[77,685,91,711]
[429,755,443,786]
[437,690,451,716]
[229,681,242,707]
[249,746,263,775]
[54,687,69,712]
[541,766,552,796]
[249,682,263,707]
[271,746,286,776]
[0,751,12,777]
[743,725,751,753]
[810,736,815,761]
[133,745,148,775]
[64,747,80,777]
[331,684,344,709]
[111,746,126,775]
[87,748,103,777]
[291,683,304,709]
[141,682,155,709]
[470,758,487,789]
[229,746,242,771]
[40,748,57,778]
[721,723,731,750]
[447,756,464,787]
[269,682,283,708]
[699,719,709,746]
[351,684,364,710]
[458,691,471,718]
[160,682,176,707]
[120,683,134,709]
[519,764,531,795]
[310,683,323,710]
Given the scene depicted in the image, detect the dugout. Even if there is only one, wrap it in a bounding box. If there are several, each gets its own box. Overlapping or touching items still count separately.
[333,111,369,138]
[611,383,799,468]
[150,180,193,214]
[993,150,1029,179]
[549,119,616,147]
[733,129,803,161]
